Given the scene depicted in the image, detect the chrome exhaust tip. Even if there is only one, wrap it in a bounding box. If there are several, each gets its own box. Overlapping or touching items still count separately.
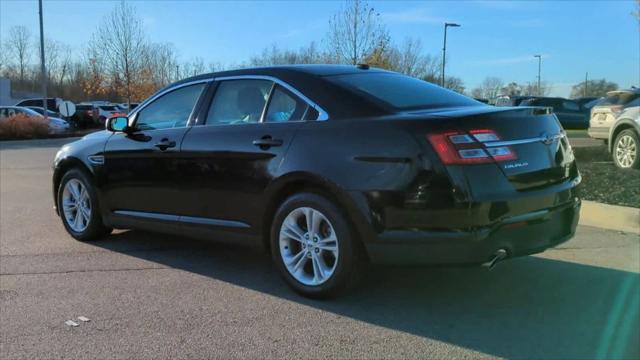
[481,249,507,270]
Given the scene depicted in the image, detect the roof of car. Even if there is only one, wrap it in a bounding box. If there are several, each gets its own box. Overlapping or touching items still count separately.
[606,88,640,96]
[165,65,393,118]
[175,64,388,85]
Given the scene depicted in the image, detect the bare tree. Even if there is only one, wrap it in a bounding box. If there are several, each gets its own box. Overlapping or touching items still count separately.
[327,0,387,64]
[444,76,465,93]
[6,26,32,83]
[472,77,504,99]
[570,79,618,98]
[389,37,440,79]
[89,1,146,104]
[145,42,177,87]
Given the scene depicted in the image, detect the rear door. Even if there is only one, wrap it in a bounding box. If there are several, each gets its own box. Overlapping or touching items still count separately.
[179,78,311,233]
[103,81,208,223]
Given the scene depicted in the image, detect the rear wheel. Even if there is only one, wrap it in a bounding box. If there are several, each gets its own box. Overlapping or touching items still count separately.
[613,129,639,169]
[271,192,364,298]
[58,168,112,241]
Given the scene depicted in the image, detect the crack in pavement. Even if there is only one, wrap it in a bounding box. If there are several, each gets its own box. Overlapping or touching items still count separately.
[0,266,170,277]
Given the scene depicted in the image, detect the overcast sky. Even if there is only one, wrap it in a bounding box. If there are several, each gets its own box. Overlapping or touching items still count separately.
[1,0,638,97]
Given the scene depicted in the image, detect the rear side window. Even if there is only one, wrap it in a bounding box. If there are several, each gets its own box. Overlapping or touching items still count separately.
[562,101,580,111]
[326,72,480,111]
[264,86,307,122]
[135,83,205,130]
[206,80,272,125]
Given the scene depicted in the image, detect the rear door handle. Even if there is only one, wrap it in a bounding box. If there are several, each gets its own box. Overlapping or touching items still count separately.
[154,138,176,151]
[253,136,283,148]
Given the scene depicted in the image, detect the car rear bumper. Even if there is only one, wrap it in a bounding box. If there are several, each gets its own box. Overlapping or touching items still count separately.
[588,126,609,140]
[364,198,580,265]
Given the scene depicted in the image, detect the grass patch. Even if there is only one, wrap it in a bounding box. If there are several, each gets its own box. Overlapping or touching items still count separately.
[573,145,640,208]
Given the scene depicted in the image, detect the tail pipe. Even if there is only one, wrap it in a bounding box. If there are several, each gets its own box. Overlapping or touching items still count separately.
[482,249,508,270]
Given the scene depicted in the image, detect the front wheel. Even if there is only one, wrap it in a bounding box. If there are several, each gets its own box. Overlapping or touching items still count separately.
[270,192,365,298]
[613,129,639,169]
[58,168,112,241]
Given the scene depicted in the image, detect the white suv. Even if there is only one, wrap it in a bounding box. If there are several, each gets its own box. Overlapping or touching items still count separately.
[589,89,640,142]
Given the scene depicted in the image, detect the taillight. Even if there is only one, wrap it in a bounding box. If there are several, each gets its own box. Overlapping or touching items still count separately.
[427,129,517,165]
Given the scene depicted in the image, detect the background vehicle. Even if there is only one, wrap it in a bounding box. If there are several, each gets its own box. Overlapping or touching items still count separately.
[519,97,588,129]
[96,104,121,124]
[573,96,599,107]
[26,106,60,118]
[0,106,70,134]
[52,65,581,298]
[14,98,63,113]
[494,95,534,107]
[608,99,640,169]
[74,104,99,128]
[589,89,640,141]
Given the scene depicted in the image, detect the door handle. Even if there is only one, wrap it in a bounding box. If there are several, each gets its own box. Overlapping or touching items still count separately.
[253,136,283,149]
[154,138,176,151]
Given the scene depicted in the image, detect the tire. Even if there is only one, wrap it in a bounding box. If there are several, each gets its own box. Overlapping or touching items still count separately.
[270,192,365,299]
[57,168,112,241]
[613,129,640,169]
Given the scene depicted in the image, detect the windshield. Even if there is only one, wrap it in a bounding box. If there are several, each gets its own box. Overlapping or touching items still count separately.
[326,72,481,111]
[100,105,117,111]
[600,92,639,106]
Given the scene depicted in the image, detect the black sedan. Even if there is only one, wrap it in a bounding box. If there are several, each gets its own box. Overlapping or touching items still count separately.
[52,65,581,298]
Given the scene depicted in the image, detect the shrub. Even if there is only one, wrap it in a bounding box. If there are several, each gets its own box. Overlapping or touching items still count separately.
[0,114,50,140]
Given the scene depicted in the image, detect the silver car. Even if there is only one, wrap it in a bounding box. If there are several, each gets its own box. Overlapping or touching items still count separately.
[0,106,71,134]
[589,88,640,142]
[608,100,640,169]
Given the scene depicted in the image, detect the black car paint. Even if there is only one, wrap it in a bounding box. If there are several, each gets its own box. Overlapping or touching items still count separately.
[53,65,581,265]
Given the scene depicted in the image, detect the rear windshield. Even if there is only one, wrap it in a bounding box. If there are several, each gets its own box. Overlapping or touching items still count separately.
[600,93,639,106]
[325,72,480,111]
[99,105,117,111]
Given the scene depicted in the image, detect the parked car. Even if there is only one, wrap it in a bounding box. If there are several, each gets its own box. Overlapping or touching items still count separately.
[74,104,100,128]
[607,98,640,169]
[494,95,534,107]
[0,106,70,134]
[26,106,60,118]
[95,104,122,124]
[52,65,581,298]
[589,89,640,142]
[14,97,63,114]
[519,97,588,129]
[573,96,599,108]
[115,103,140,112]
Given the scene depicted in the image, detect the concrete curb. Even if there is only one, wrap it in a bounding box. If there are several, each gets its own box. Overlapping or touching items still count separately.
[580,200,640,235]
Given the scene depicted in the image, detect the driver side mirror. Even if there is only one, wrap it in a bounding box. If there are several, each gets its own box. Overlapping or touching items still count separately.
[106,116,129,133]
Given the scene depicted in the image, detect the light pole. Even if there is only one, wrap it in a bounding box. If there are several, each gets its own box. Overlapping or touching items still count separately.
[38,0,47,121]
[441,22,461,87]
[534,54,542,96]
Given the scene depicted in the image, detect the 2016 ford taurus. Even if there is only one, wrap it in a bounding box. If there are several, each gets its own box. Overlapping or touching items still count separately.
[52,65,581,298]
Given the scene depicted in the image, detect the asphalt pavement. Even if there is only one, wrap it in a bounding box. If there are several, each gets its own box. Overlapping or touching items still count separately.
[1,138,638,359]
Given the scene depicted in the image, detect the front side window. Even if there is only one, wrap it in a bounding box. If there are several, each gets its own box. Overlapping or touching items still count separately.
[135,83,205,130]
[206,80,272,125]
[264,86,307,122]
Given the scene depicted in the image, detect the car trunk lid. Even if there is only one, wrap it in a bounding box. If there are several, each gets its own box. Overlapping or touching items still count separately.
[414,106,577,195]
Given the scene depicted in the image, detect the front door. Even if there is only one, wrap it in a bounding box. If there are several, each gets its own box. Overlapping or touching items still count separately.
[103,82,208,223]
[179,79,311,234]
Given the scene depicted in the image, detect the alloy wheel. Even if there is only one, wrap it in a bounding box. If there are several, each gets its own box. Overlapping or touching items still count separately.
[279,207,339,286]
[615,134,637,168]
[62,179,91,232]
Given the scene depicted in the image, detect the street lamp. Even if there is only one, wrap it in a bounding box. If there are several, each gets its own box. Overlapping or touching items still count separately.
[534,54,542,96]
[441,22,461,87]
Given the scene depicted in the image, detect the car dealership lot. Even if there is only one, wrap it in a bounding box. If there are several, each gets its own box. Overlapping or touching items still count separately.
[1,138,638,359]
